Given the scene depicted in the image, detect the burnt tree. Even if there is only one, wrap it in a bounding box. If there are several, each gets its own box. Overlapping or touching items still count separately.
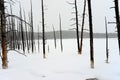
[30,0,34,53]
[19,3,25,52]
[75,0,80,53]
[41,0,46,58]
[0,0,8,69]
[105,17,109,63]
[67,0,80,53]
[52,25,57,49]
[87,0,94,68]
[59,14,63,52]
[114,0,120,54]
[79,0,86,54]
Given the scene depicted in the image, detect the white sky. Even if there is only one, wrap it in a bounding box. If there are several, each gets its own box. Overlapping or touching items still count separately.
[9,0,120,33]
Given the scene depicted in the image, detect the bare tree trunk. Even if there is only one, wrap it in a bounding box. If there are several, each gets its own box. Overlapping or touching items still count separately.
[30,0,34,53]
[105,17,109,63]
[79,0,86,54]
[10,4,15,50]
[53,25,57,49]
[0,0,8,69]
[114,0,120,54]
[19,3,25,52]
[41,0,46,58]
[75,0,80,53]
[87,0,94,68]
[59,14,63,52]
[8,15,12,49]
[17,20,21,50]
[6,17,11,49]
[24,10,29,52]
[28,13,31,53]
[67,0,80,53]
[38,25,40,52]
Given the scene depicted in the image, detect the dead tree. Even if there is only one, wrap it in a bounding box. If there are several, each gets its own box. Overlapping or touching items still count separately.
[0,0,8,69]
[7,16,12,49]
[30,0,34,53]
[23,10,29,52]
[79,0,86,54]
[10,4,16,50]
[38,25,40,52]
[28,13,32,52]
[41,0,46,58]
[52,25,57,49]
[87,0,94,68]
[67,0,80,53]
[75,0,80,53]
[105,17,109,63]
[59,14,63,52]
[16,20,20,50]
[0,0,32,68]
[19,3,25,52]
[114,0,120,54]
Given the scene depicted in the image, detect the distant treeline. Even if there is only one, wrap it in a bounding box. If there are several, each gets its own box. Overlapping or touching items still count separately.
[6,30,117,40]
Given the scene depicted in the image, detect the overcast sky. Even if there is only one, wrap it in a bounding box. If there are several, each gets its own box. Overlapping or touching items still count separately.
[10,0,120,33]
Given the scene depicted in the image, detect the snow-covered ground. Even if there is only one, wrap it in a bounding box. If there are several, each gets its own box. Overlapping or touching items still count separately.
[0,38,120,80]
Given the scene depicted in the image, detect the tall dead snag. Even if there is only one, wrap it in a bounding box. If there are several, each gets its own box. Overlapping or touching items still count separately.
[67,0,80,53]
[114,0,120,54]
[19,3,25,52]
[10,4,15,50]
[79,0,86,54]
[59,14,63,52]
[105,17,109,63]
[0,0,8,69]
[18,20,22,50]
[52,25,57,49]
[38,25,40,52]
[87,0,94,68]
[28,13,32,52]
[24,10,29,52]
[16,20,20,50]
[75,0,80,53]
[7,16,12,49]
[30,0,34,53]
[41,0,46,58]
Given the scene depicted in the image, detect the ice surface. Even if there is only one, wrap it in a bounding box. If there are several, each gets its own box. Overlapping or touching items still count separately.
[0,39,120,80]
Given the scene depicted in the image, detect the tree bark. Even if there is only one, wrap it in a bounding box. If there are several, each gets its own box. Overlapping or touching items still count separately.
[0,0,8,69]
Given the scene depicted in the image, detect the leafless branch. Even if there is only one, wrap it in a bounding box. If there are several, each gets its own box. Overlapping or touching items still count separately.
[110,7,115,9]
[66,1,74,5]
[68,28,76,30]
[70,18,76,21]
[5,14,32,27]
[70,23,76,26]
[7,49,27,56]
[83,28,89,31]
